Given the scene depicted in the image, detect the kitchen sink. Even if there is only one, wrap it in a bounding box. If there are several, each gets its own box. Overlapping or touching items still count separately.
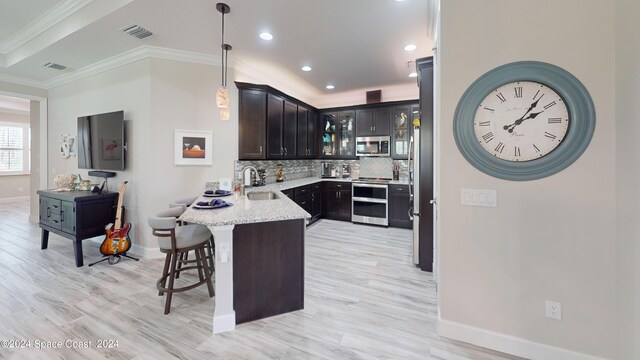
[246,191,279,201]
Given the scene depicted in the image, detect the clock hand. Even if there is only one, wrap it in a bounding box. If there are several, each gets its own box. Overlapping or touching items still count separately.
[504,111,545,133]
[516,95,544,122]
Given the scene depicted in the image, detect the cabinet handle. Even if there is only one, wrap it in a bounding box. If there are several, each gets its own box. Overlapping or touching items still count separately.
[259,145,263,154]
[336,192,338,199]
[301,201,306,205]
[312,194,314,201]
[338,192,341,199]
[373,126,376,132]
[47,207,51,217]
[370,126,373,132]
[60,211,64,221]
[284,148,287,155]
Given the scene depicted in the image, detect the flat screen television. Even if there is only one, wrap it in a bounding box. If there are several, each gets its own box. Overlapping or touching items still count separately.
[77,110,125,171]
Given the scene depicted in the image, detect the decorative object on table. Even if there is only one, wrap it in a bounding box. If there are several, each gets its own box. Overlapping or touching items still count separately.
[203,189,233,197]
[174,129,213,165]
[393,164,400,181]
[215,2,232,120]
[59,134,75,158]
[90,181,139,266]
[275,164,285,182]
[53,174,77,190]
[453,61,595,181]
[193,199,232,209]
[78,179,93,191]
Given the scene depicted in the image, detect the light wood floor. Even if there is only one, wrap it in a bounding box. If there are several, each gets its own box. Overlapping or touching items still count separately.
[0,200,522,360]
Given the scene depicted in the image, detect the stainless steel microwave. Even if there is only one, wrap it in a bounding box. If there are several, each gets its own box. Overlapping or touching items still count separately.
[355,136,390,157]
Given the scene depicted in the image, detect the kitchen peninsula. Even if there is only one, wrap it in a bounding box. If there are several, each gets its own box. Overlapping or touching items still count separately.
[179,188,310,333]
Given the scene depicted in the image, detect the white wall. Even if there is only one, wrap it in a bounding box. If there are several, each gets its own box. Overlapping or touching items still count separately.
[437,1,615,359]
[47,58,236,251]
[0,111,30,200]
[614,0,640,358]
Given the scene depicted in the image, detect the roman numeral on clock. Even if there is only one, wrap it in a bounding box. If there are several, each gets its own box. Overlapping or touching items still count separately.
[514,146,521,157]
[479,121,491,126]
[514,87,523,98]
[548,117,562,124]
[482,132,494,143]
[496,93,507,103]
[544,101,557,110]
[544,132,557,140]
[494,142,505,153]
[483,107,495,113]
[533,144,541,152]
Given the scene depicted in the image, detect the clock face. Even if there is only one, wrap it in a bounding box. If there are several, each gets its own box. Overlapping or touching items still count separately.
[473,81,570,161]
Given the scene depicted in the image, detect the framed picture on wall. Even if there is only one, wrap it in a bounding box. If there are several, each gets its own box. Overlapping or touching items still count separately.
[174,129,213,165]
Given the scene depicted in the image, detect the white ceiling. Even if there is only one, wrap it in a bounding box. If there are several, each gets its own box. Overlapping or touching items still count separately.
[0,0,434,95]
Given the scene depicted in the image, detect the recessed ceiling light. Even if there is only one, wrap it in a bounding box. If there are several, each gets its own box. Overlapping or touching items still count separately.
[301,66,312,72]
[404,44,417,52]
[259,32,273,41]
[326,85,335,90]
[409,72,418,78]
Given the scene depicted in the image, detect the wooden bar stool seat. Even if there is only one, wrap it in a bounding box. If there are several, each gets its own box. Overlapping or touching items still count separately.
[148,209,214,314]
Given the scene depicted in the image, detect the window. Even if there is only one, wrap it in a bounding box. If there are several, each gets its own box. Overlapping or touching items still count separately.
[0,122,30,175]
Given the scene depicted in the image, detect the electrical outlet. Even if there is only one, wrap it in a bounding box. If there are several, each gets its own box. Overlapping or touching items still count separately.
[545,301,562,320]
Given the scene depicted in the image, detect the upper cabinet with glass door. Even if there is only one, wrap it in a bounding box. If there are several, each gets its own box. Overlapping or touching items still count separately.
[337,111,355,158]
[391,104,416,159]
[320,111,355,158]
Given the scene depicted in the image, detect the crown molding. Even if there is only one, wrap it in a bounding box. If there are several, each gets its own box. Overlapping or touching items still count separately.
[312,83,419,109]
[0,0,94,54]
[45,46,221,89]
[0,72,46,89]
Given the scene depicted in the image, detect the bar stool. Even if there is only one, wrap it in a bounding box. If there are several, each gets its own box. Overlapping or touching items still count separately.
[170,196,215,273]
[148,209,214,314]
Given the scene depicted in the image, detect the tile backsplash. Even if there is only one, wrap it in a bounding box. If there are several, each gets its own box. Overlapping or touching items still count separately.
[234,158,409,185]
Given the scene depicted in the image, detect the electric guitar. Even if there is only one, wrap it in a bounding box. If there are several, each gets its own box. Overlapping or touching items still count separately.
[99,181,132,255]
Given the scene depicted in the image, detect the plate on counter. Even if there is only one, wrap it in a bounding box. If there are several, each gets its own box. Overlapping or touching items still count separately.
[203,190,233,197]
[192,202,233,210]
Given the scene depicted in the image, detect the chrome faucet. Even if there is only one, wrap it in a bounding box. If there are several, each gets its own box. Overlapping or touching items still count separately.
[240,166,258,196]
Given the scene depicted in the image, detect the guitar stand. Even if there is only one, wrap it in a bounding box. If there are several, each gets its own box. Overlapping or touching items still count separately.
[88,253,139,267]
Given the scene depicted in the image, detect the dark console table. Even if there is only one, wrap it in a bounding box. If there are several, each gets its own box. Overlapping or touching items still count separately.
[38,190,118,267]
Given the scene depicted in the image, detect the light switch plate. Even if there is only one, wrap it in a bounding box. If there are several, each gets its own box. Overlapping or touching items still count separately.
[461,189,497,207]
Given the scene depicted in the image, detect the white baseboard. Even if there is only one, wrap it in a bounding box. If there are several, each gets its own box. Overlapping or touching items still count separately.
[437,319,610,360]
[213,312,236,334]
[129,243,163,259]
[0,196,29,204]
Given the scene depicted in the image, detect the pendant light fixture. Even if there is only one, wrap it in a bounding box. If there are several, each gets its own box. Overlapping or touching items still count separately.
[216,3,232,120]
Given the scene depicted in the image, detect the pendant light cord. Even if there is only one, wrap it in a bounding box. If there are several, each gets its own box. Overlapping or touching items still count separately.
[221,10,225,88]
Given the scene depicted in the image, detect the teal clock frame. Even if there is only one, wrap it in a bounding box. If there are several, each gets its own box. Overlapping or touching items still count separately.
[453,61,595,181]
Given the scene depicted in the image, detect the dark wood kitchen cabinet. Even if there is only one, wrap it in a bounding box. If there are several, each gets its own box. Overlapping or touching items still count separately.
[356,107,390,137]
[319,112,356,159]
[310,185,322,223]
[238,89,267,159]
[38,190,118,267]
[297,106,317,158]
[323,182,352,221]
[388,184,412,229]
[267,94,297,159]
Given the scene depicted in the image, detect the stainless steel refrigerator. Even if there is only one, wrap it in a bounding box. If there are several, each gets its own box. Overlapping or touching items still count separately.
[410,56,434,272]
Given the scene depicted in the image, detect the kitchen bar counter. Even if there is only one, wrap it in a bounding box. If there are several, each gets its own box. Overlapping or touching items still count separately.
[179,188,308,334]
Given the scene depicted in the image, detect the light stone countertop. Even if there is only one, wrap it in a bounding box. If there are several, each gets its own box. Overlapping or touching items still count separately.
[179,189,311,227]
[182,176,410,227]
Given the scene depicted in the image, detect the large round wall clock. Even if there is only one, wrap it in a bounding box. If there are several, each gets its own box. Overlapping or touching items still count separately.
[453,61,595,181]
